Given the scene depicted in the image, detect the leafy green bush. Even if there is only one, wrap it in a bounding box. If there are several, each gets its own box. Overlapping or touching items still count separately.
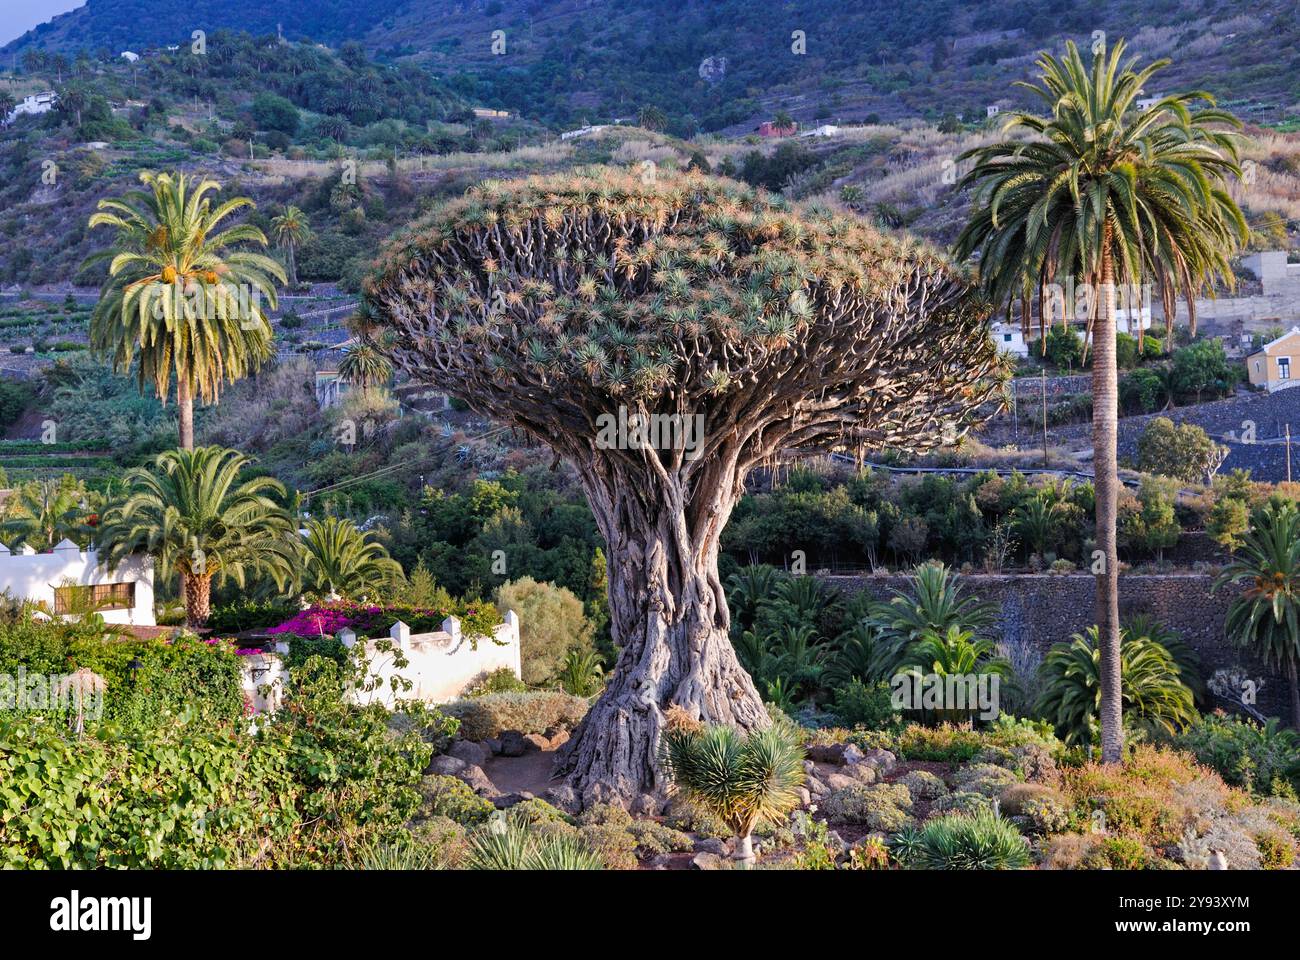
[831,678,902,730]
[463,667,529,697]
[417,774,496,826]
[206,598,301,634]
[442,690,589,741]
[1174,715,1300,798]
[493,577,594,685]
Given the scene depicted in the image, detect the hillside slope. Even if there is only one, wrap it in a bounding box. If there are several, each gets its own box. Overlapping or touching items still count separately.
[6,0,1299,132]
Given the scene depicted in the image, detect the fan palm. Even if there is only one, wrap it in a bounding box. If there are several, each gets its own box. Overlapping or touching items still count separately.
[98,446,297,627]
[270,205,312,289]
[298,515,402,599]
[85,171,284,449]
[954,39,1246,762]
[1214,500,1300,727]
[0,478,90,550]
[1035,626,1197,747]
[660,720,805,866]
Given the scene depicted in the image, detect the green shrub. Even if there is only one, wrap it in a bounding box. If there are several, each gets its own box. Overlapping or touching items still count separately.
[931,790,996,817]
[898,769,948,800]
[821,782,914,830]
[417,774,496,826]
[953,762,1021,797]
[1174,715,1300,798]
[442,690,589,741]
[463,667,529,697]
[493,577,594,684]
[909,810,1031,869]
[832,678,902,730]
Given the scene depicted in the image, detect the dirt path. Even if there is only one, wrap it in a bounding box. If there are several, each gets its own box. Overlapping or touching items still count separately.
[483,750,560,797]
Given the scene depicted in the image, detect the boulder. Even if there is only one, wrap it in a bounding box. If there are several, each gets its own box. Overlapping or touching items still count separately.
[545,728,571,749]
[806,775,830,797]
[426,755,467,776]
[447,739,490,768]
[797,787,812,807]
[499,730,528,757]
[457,764,498,797]
[823,772,861,792]
[484,737,503,755]
[840,744,866,766]
[523,733,550,753]
[846,763,878,785]
[544,784,579,813]
[861,748,897,775]
[694,837,728,856]
[691,852,726,870]
[807,744,852,765]
[492,791,535,809]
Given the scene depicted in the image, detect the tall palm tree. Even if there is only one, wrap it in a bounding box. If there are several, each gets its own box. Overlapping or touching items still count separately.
[1215,500,1300,727]
[299,515,402,599]
[953,39,1246,762]
[98,446,297,627]
[85,171,285,450]
[338,340,393,398]
[0,478,89,550]
[270,205,312,289]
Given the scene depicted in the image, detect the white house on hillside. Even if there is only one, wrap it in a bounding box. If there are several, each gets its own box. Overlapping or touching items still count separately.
[5,91,56,125]
[0,541,155,625]
[991,321,1029,358]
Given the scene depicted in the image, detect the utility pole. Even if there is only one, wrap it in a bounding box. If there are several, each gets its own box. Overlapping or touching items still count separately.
[1288,423,1293,484]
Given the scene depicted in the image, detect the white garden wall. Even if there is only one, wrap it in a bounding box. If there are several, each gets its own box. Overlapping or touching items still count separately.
[240,610,521,713]
[0,540,155,625]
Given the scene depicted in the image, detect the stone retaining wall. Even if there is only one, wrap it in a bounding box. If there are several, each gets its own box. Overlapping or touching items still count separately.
[820,572,1291,723]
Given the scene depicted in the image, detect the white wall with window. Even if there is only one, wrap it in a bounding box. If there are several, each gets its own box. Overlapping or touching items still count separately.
[0,540,154,625]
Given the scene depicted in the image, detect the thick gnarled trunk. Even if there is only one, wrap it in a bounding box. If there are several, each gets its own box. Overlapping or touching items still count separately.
[553,462,767,810]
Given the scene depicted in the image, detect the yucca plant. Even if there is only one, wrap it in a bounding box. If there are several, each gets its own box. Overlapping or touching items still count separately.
[466,822,604,870]
[660,720,806,866]
[355,839,439,870]
[1035,626,1197,747]
[1215,500,1300,727]
[910,810,1031,870]
[85,171,283,449]
[299,515,403,599]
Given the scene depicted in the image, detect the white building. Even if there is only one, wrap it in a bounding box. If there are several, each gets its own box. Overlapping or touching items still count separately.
[0,540,155,625]
[120,51,140,62]
[1135,94,1164,112]
[5,91,56,124]
[991,321,1029,357]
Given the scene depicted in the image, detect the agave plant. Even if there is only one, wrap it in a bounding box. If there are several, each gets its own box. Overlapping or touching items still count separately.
[1214,500,1300,726]
[660,720,806,866]
[1035,626,1197,747]
[466,822,604,870]
[909,810,1031,870]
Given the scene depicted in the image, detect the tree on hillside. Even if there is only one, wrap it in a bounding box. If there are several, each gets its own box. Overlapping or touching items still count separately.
[338,340,393,399]
[98,446,297,627]
[637,105,667,132]
[0,93,15,127]
[271,205,312,289]
[367,168,1001,807]
[1136,417,1227,485]
[85,171,284,450]
[954,39,1246,763]
[0,478,91,550]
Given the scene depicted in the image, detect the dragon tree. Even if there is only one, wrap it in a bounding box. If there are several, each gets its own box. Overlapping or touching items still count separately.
[367,168,1001,808]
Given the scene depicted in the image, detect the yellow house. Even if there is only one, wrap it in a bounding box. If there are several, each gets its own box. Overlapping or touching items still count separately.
[1247,326,1300,392]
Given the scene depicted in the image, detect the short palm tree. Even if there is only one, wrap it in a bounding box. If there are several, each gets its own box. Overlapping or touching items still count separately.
[98,446,297,627]
[338,340,393,398]
[1215,500,1300,727]
[1013,495,1061,558]
[896,625,1014,724]
[270,205,312,289]
[870,562,997,655]
[86,171,284,449]
[0,479,89,550]
[1035,626,1197,747]
[954,39,1246,762]
[299,515,402,599]
[660,720,805,867]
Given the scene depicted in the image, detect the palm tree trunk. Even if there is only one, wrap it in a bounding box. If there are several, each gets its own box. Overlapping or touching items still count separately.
[286,241,298,289]
[183,572,213,628]
[1288,654,1300,731]
[177,378,195,450]
[1094,239,1124,764]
